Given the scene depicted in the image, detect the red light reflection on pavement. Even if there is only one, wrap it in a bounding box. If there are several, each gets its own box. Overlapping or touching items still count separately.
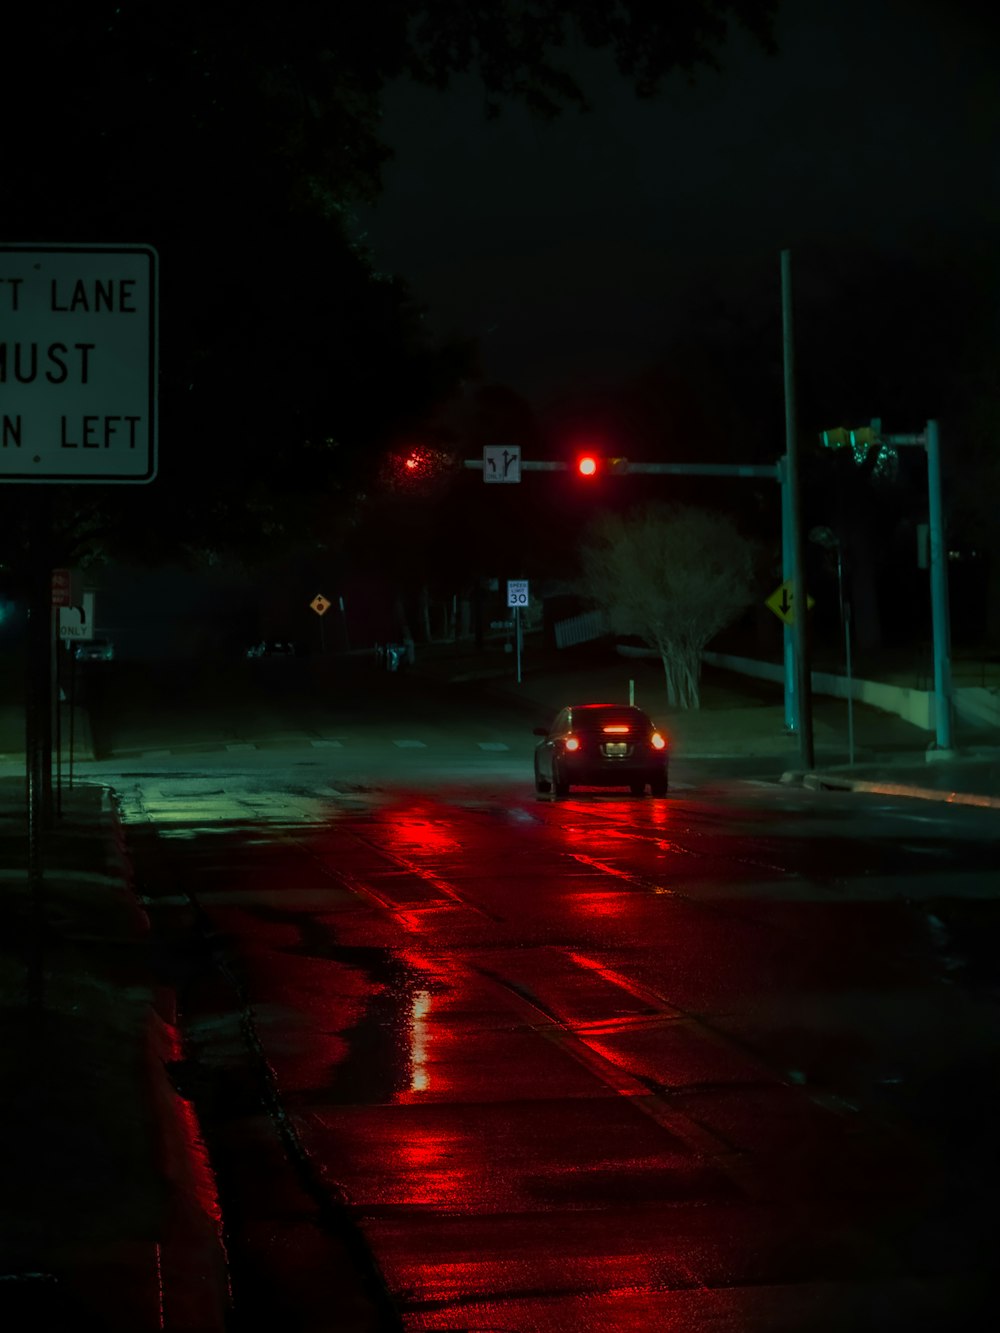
[358,803,473,912]
[409,989,432,1092]
[375,807,463,856]
[564,950,666,1013]
[570,851,674,895]
[392,1128,471,1206]
[390,948,457,1101]
[564,889,632,920]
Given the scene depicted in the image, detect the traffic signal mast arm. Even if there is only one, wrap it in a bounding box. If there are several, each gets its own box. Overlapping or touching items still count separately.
[821,419,927,451]
[464,459,781,478]
[614,461,781,478]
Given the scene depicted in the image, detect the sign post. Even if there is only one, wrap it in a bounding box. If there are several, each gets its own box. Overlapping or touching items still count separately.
[1,243,157,982]
[507,580,529,683]
[310,593,331,653]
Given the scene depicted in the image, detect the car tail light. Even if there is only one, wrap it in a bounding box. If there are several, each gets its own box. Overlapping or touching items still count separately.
[564,736,581,752]
[602,724,630,734]
[650,731,667,750]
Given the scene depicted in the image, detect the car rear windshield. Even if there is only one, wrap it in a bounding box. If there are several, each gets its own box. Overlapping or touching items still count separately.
[571,707,651,732]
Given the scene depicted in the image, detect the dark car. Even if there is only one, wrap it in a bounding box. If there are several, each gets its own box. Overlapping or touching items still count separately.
[533,703,669,798]
[246,640,297,659]
[73,637,114,662]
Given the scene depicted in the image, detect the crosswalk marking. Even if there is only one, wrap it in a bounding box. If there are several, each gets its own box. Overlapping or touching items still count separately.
[393,739,428,749]
[310,739,344,748]
[477,742,509,751]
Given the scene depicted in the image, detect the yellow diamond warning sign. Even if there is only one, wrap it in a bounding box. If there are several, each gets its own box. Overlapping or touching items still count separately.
[765,580,815,626]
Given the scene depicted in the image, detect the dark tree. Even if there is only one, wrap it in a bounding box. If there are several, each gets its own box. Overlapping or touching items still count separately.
[1,0,778,571]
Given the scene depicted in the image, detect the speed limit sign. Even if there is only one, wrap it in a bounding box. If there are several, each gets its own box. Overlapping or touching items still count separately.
[507,580,529,608]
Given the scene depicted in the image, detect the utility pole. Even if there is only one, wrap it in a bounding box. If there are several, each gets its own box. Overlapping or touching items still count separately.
[781,249,814,769]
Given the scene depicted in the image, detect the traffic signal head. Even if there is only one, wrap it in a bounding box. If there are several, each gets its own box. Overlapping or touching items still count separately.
[381,443,455,493]
[576,455,630,476]
[821,421,882,452]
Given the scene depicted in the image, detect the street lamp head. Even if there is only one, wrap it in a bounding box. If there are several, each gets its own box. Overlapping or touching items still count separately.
[809,525,838,549]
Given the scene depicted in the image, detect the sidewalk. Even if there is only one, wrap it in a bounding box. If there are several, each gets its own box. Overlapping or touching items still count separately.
[417,637,1000,810]
[0,778,228,1331]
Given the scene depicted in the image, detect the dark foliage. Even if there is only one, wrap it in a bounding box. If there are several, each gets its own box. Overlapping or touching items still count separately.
[0,1,777,571]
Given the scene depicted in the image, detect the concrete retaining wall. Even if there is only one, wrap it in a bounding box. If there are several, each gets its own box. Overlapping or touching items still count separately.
[702,650,999,734]
[701,650,937,730]
[953,686,1000,730]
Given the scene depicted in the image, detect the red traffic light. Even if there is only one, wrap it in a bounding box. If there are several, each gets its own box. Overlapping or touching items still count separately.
[577,455,599,477]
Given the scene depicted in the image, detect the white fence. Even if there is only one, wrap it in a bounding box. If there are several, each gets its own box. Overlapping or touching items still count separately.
[554,610,610,649]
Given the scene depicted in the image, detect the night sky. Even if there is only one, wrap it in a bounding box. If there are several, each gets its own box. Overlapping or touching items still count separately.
[358,0,1000,408]
[4,0,998,652]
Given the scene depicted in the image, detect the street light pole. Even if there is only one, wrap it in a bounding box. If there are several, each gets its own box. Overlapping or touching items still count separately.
[837,544,856,765]
[781,250,814,770]
[777,455,798,734]
[811,526,855,764]
[924,419,954,753]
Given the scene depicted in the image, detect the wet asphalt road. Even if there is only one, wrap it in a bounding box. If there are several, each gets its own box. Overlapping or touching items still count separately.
[86,660,1000,1330]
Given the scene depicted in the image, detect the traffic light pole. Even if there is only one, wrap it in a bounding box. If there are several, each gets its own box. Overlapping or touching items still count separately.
[881,420,954,755]
[817,417,955,756]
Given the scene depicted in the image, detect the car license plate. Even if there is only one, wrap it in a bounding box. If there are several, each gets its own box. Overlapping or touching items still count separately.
[604,743,628,757]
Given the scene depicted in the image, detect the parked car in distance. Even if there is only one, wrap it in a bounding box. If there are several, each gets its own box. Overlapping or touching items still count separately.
[533,703,669,798]
[73,637,114,662]
[246,640,297,659]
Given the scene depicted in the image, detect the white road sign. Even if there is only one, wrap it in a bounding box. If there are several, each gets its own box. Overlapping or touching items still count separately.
[0,243,158,483]
[507,580,529,607]
[483,444,521,483]
[58,592,95,641]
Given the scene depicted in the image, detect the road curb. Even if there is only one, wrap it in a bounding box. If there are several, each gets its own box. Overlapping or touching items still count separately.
[107,791,232,1331]
[145,1018,232,1331]
[783,769,1000,809]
